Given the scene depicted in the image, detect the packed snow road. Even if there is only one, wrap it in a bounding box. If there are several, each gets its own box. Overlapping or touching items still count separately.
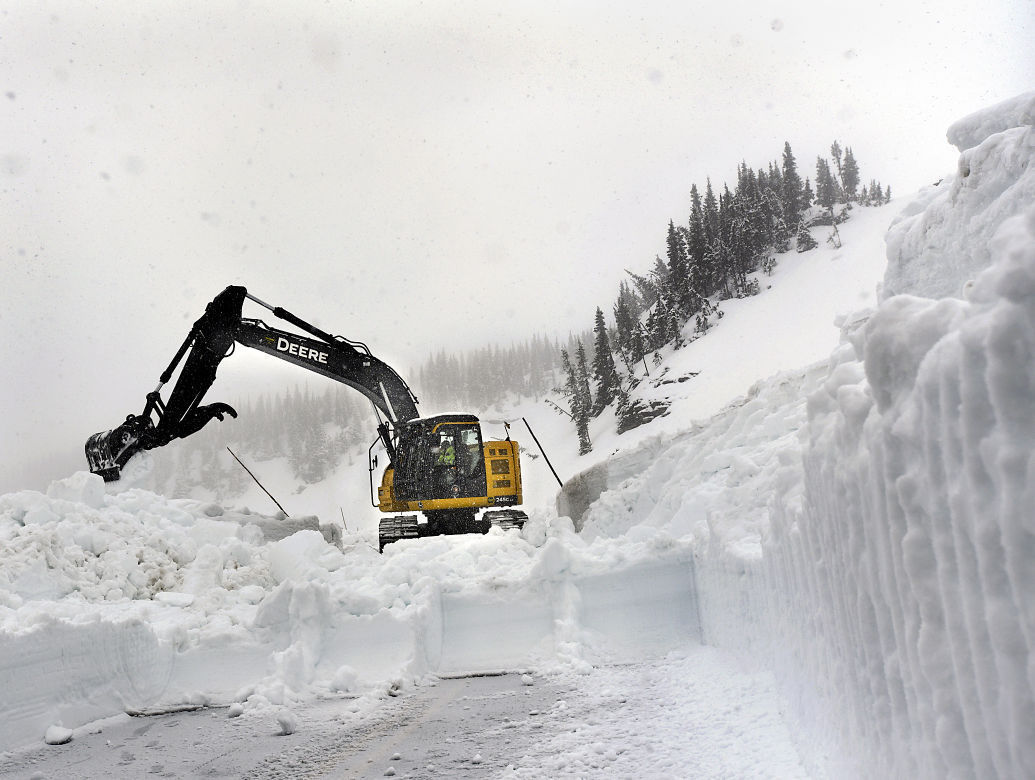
[0,641,807,779]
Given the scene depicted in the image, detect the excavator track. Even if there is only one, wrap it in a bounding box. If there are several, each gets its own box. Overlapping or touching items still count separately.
[483,509,529,531]
[378,510,528,553]
[378,515,421,552]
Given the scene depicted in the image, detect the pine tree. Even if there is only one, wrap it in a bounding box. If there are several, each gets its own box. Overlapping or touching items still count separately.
[574,341,593,454]
[626,266,660,311]
[802,177,814,210]
[614,379,633,433]
[796,219,818,252]
[613,288,633,360]
[644,252,680,348]
[816,157,841,246]
[575,410,591,455]
[686,184,708,292]
[627,323,646,371]
[665,220,688,315]
[816,157,837,213]
[560,348,590,453]
[781,141,804,231]
[643,304,664,352]
[702,178,720,249]
[561,349,579,417]
[830,141,845,202]
[613,282,644,368]
[575,341,593,413]
[591,307,620,414]
[842,146,860,204]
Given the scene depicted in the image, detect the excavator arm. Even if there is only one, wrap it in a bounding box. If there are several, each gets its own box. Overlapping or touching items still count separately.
[85,285,419,482]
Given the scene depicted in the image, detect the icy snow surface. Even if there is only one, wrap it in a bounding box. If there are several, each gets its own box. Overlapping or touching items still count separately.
[3,92,1035,778]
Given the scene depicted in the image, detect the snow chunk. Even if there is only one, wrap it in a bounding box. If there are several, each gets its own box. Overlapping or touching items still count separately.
[43,725,73,745]
[331,665,359,693]
[267,529,342,583]
[862,296,967,412]
[45,472,106,508]
[154,591,195,607]
[884,100,1035,301]
[972,205,1035,304]
[276,709,298,735]
[947,90,1035,152]
[531,538,570,580]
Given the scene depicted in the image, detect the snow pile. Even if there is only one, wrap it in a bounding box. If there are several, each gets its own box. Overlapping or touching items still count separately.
[0,471,698,753]
[562,360,846,769]
[0,473,344,606]
[780,95,1035,778]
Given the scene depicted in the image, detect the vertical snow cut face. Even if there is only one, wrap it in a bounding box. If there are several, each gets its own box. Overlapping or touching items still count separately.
[765,102,1035,777]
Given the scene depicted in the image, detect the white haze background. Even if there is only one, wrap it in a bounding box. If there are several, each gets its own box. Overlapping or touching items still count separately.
[1,0,1032,492]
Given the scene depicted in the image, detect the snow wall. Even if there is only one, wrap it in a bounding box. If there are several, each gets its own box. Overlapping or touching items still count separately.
[775,94,1035,779]
[580,92,1035,778]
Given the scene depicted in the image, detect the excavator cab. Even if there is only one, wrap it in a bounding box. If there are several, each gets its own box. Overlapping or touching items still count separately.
[391,416,487,502]
[375,414,526,550]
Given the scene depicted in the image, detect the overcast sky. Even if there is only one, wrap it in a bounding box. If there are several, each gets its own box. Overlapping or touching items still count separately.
[1,0,1032,491]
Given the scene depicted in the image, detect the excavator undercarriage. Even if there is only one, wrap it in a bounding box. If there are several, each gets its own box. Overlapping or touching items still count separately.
[377,508,528,552]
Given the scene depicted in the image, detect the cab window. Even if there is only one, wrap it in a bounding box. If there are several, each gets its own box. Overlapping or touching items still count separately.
[458,426,483,476]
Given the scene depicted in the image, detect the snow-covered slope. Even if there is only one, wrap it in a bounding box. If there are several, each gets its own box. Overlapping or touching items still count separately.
[0,472,700,757]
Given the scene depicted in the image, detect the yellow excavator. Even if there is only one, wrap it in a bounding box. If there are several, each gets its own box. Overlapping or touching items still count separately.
[84,285,526,551]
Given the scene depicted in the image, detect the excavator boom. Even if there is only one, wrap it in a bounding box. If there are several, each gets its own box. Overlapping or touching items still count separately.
[85,286,417,481]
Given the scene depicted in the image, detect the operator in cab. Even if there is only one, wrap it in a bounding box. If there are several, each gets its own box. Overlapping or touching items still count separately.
[433,434,458,498]
[436,435,456,467]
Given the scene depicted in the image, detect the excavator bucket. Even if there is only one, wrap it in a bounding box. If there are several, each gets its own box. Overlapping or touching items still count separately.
[85,429,124,482]
[85,416,149,482]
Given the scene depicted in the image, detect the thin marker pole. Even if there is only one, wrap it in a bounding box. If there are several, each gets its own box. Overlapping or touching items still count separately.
[522,417,564,489]
[226,446,290,517]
